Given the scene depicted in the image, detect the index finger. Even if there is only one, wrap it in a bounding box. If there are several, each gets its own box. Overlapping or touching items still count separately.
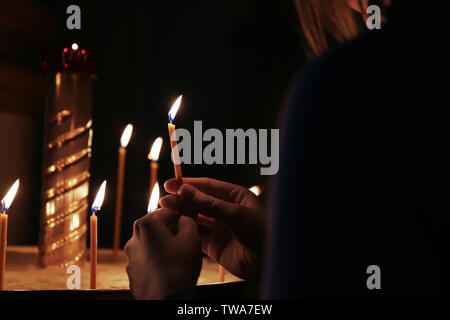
[164,177,247,203]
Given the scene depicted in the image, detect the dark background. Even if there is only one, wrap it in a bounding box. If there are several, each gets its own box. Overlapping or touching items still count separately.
[0,0,304,247]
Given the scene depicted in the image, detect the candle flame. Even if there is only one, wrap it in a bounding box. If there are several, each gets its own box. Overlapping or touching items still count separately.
[71,43,79,51]
[168,95,182,123]
[147,183,160,214]
[1,179,19,212]
[120,124,133,147]
[249,185,262,197]
[92,180,107,213]
[148,137,163,161]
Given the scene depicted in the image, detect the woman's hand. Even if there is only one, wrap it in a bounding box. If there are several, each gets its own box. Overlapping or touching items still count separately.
[160,177,266,281]
[125,208,202,299]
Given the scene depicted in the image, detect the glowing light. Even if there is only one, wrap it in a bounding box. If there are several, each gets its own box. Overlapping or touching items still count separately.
[92,181,107,213]
[81,49,86,55]
[120,124,133,147]
[148,137,163,161]
[1,179,19,212]
[168,95,182,123]
[70,214,80,231]
[249,185,262,197]
[147,183,160,214]
[63,48,68,53]
[71,43,79,51]
[55,72,61,87]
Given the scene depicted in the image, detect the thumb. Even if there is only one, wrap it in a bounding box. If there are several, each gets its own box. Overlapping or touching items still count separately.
[179,184,239,221]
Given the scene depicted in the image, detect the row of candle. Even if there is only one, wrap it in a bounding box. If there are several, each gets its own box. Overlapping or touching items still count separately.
[0,95,183,290]
[0,94,261,289]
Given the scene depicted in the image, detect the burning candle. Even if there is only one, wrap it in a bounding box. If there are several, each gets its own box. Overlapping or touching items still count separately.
[219,185,262,282]
[148,137,163,194]
[90,180,106,290]
[168,95,183,187]
[0,179,19,290]
[147,183,160,214]
[113,124,133,260]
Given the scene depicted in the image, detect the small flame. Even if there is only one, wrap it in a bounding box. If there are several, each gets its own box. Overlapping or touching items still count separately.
[148,137,163,161]
[120,124,133,147]
[1,179,19,212]
[168,95,182,123]
[249,185,262,197]
[92,181,107,213]
[71,43,79,51]
[147,183,160,214]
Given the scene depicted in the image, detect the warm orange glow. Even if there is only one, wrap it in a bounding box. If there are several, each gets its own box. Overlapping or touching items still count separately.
[249,185,262,197]
[55,72,61,87]
[70,214,80,231]
[120,124,133,147]
[1,179,19,212]
[147,183,160,214]
[148,137,163,161]
[92,181,107,213]
[168,95,182,122]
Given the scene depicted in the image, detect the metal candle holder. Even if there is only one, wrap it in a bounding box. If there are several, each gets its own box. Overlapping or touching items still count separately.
[39,45,99,267]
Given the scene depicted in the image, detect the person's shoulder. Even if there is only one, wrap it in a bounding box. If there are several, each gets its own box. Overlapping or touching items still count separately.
[289,4,450,109]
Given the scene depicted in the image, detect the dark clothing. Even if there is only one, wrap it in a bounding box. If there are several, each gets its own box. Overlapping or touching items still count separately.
[266,5,450,299]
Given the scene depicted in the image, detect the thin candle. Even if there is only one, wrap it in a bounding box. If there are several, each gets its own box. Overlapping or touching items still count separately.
[0,179,19,290]
[91,180,107,290]
[167,95,183,187]
[148,137,163,194]
[113,124,133,260]
[147,183,160,214]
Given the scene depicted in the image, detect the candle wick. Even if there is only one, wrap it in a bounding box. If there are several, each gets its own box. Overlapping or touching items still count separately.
[0,201,5,213]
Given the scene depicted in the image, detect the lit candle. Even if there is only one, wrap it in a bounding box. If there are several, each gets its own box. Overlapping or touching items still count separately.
[168,95,183,187]
[219,185,262,282]
[0,179,19,290]
[113,124,133,260]
[90,180,107,290]
[147,183,160,214]
[148,137,163,194]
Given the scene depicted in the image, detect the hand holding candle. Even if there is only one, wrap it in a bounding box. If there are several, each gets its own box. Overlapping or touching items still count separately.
[0,179,19,290]
[148,137,163,194]
[113,124,133,260]
[168,95,183,186]
[91,180,107,290]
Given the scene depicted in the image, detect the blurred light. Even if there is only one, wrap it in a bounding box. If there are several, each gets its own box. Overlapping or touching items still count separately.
[120,124,133,147]
[148,137,163,161]
[147,183,160,214]
[249,185,262,197]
